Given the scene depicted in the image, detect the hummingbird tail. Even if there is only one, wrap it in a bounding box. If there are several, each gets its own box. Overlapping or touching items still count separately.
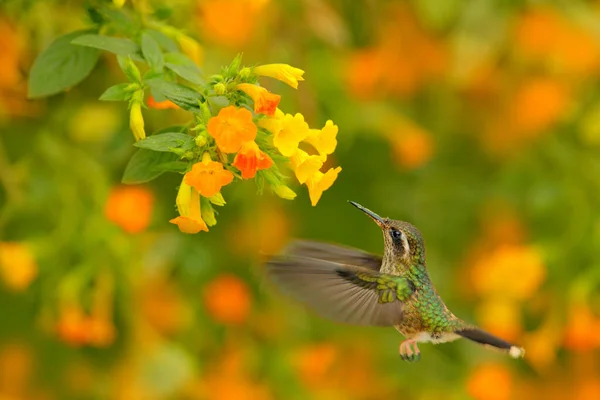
[455,327,525,359]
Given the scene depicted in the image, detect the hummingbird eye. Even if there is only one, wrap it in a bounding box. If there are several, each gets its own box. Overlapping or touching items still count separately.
[390,229,402,240]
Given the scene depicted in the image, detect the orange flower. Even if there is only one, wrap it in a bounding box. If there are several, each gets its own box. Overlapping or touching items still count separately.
[232,141,273,179]
[389,125,434,169]
[0,242,37,291]
[510,77,570,136]
[203,274,251,325]
[147,95,178,110]
[207,106,257,153]
[292,343,338,388]
[169,179,209,233]
[236,83,281,116]
[184,154,234,197]
[56,305,91,347]
[475,298,522,342]
[467,363,512,400]
[344,48,382,99]
[105,185,154,234]
[197,0,267,48]
[563,303,600,351]
[470,244,545,300]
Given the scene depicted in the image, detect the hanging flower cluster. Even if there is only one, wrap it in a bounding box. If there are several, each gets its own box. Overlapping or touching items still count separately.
[139,60,343,234]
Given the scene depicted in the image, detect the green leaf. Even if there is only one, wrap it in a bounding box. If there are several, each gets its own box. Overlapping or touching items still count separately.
[72,34,141,58]
[134,132,194,153]
[146,80,204,112]
[146,29,178,53]
[154,161,188,173]
[28,30,100,98]
[122,149,179,184]
[99,83,133,101]
[141,32,164,71]
[164,53,204,85]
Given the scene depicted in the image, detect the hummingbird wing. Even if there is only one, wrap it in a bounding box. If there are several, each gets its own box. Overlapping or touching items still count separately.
[266,255,414,326]
[283,240,383,271]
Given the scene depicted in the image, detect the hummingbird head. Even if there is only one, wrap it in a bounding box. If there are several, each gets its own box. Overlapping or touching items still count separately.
[348,201,425,266]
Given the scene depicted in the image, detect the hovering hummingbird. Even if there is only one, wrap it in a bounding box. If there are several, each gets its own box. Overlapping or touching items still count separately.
[266,201,525,362]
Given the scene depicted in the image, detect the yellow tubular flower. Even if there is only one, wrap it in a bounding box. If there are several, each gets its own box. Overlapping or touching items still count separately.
[273,113,310,156]
[209,193,226,206]
[253,64,305,89]
[169,178,209,234]
[129,98,146,142]
[178,34,204,65]
[306,167,342,206]
[304,120,338,156]
[290,149,324,184]
[273,184,297,200]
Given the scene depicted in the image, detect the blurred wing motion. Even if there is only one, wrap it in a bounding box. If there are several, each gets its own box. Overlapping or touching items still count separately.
[284,240,383,271]
[266,242,413,326]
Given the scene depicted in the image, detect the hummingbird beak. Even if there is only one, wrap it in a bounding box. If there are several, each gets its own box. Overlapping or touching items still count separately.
[348,201,385,227]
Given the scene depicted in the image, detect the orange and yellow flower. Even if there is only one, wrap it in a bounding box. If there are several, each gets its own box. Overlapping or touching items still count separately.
[232,141,273,179]
[207,106,257,153]
[0,242,37,291]
[306,166,342,206]
[304,120,338,156]
[185,153,234,197]
[253,63,305,89]
[105,185,154,234]
[467,363,512,400]
[236,83,281,116]
[290,149,324,184]
[169,179,209,234]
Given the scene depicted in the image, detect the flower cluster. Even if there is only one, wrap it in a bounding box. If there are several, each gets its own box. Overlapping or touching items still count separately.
[165,62,341,233]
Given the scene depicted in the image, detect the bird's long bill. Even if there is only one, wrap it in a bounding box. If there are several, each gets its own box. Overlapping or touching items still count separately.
[348,201,385,227]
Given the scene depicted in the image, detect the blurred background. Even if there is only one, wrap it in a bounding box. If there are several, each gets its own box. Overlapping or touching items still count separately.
[1,0,600,399]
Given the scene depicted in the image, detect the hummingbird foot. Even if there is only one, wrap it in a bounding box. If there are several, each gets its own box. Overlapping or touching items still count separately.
[399,339,421,362]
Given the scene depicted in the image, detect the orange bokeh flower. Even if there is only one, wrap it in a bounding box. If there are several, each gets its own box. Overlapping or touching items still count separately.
[389,125,434,169]
[232,141,273,179]
[0,242,37,291]
[197,0,268,48]
[563,303,600,351]
[292,343,338,388]
[475,298,522,342]
[203,274,251,325]
[467,363,512,400]
[236,83,281,116]
[207,106,257,153]
[147,95,178,110]
[471,244,545,300]
[510,77,570,136]
[105,185,154,234]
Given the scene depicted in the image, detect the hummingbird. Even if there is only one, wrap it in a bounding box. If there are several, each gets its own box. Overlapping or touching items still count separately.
[266,201,525,362]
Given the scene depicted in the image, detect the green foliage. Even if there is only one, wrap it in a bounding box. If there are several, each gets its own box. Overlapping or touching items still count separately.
[134,132,195,153]
[27,30,100,98]
[122,149,181,184]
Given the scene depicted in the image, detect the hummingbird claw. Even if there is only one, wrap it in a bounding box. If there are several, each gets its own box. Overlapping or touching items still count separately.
[399,339,421,362]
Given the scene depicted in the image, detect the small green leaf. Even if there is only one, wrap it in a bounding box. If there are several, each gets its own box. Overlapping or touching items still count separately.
[146,29,178,52]
[154,161,188,173]
[164,53,204,85]
[146,80,204,112]
[122,149,179,184]
[134,132,195,153]
[28,30,100,98]
[72,34,141,58]
[99,83,133,101]
[141,32,164,71]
